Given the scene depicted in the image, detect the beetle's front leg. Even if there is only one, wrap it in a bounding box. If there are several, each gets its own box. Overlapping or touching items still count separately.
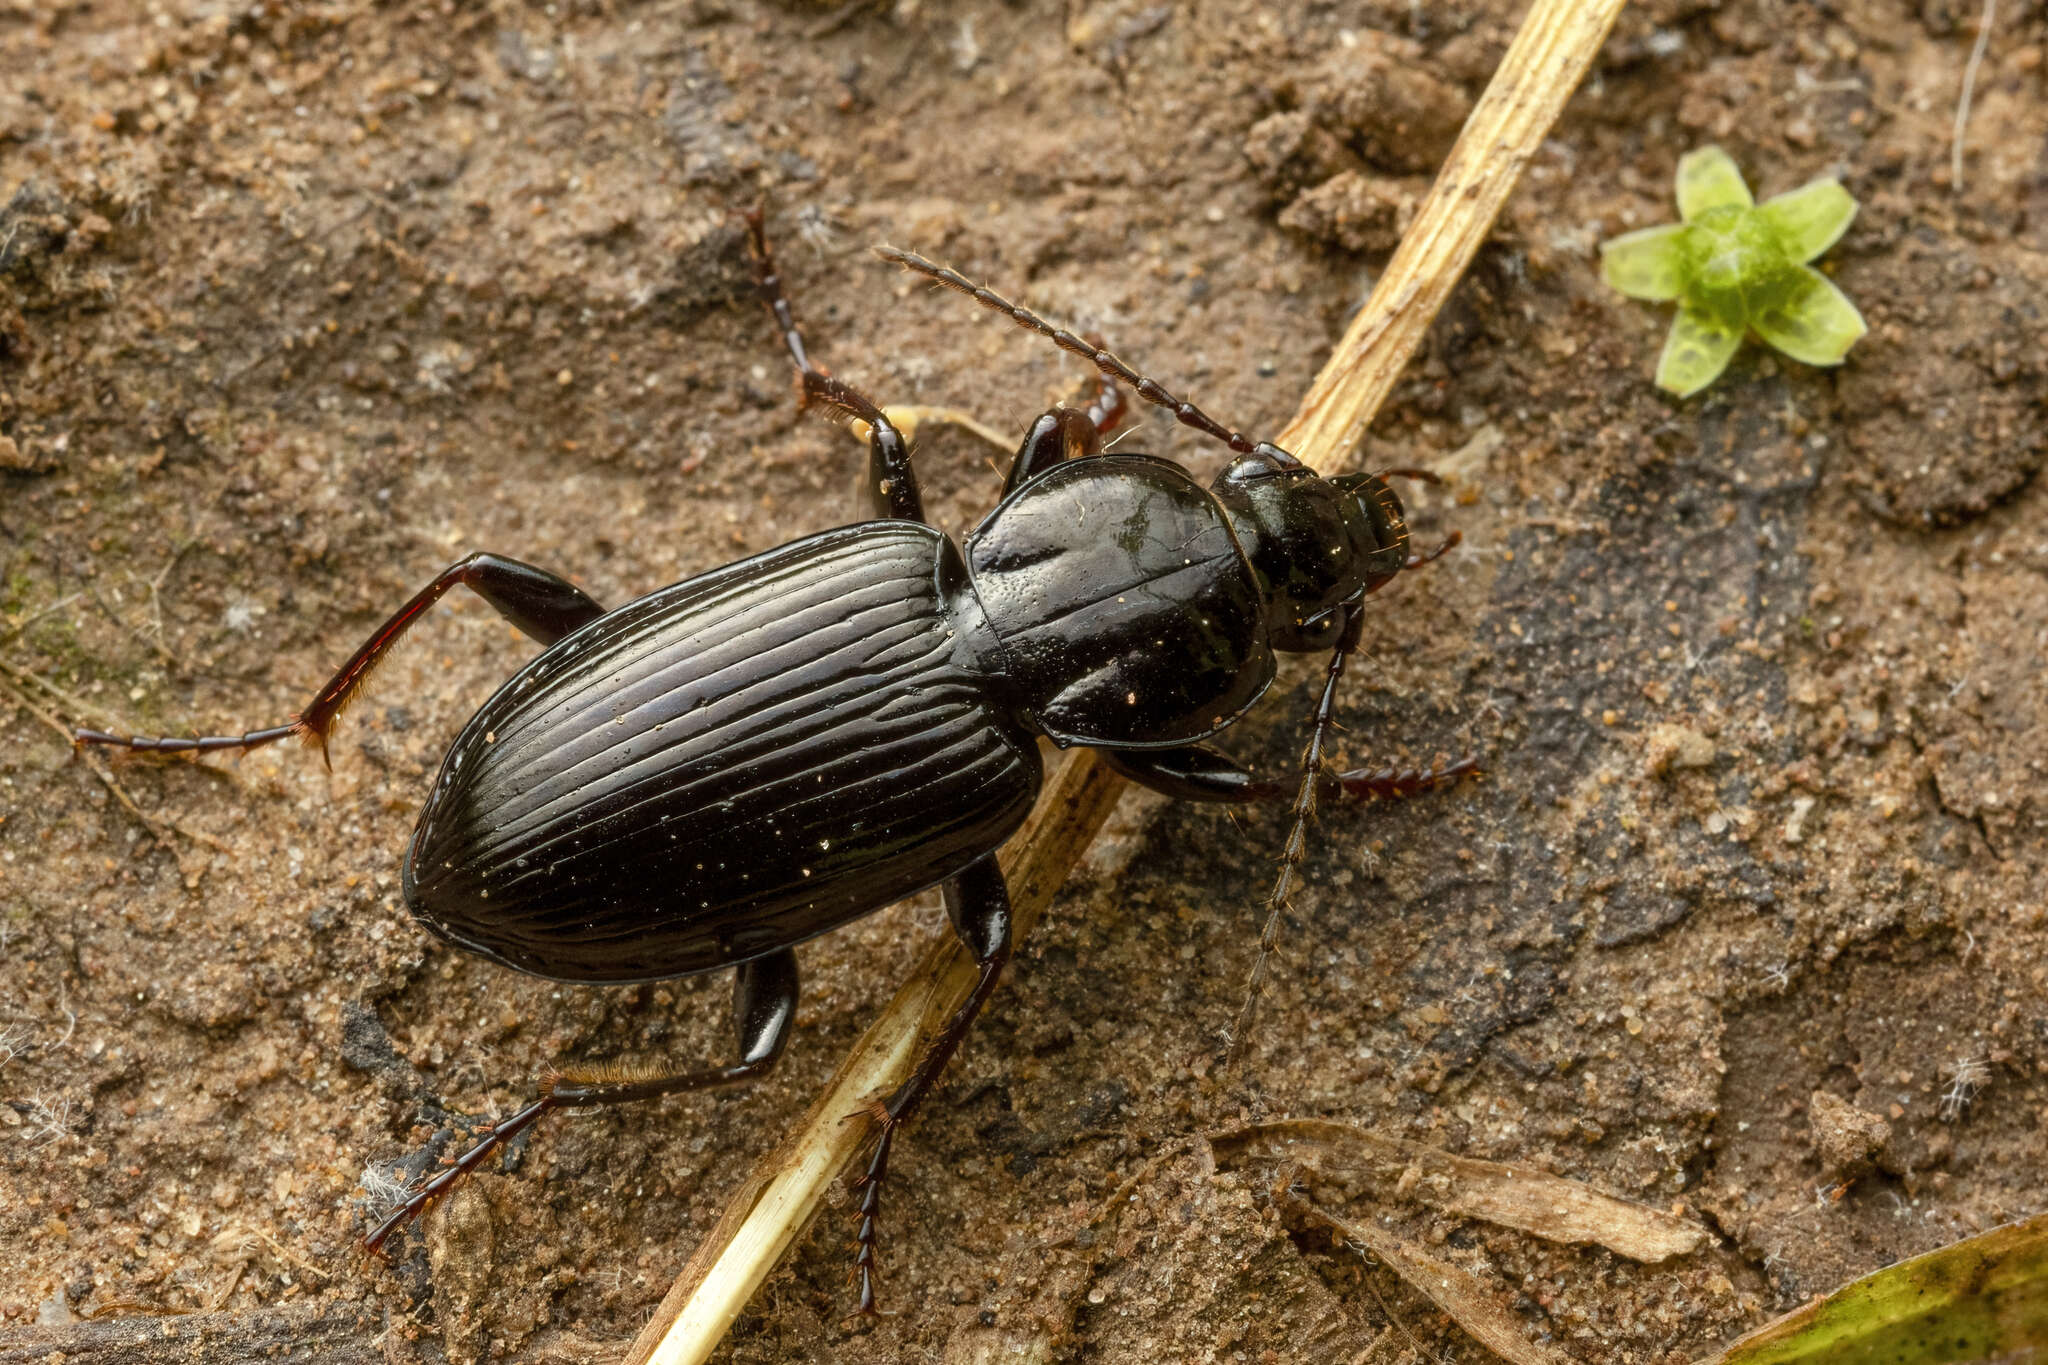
[74,552,606,768]
[849,853,1011,1315]
[1331,756,1482,799]
[1101,745,1285,802]
[363,948,799,1254]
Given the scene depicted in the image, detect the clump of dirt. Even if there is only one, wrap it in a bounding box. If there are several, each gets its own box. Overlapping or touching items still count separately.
[3,1,2044,1363]
[1244,30,1468,252]
[1839,234,2048,526]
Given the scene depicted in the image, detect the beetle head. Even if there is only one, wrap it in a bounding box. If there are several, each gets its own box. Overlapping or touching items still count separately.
[1213,449,1412,653]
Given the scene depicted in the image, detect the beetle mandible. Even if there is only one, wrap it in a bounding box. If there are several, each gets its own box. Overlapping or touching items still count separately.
[77,211,1474,1311]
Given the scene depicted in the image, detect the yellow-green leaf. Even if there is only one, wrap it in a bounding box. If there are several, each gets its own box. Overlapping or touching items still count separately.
[1676,145,1753,221]
[1757,179,1858,262]
[1655,305,1741,397]
[1702,1211,2048,1365]
[1752,266,1867,366]
[1601,223,1689,300]
[1600,147,1864,396]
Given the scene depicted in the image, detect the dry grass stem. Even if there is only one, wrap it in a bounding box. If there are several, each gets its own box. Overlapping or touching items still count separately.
[1950,0,1998,193]
[0,652,133,735]
[1279,0,1631,473]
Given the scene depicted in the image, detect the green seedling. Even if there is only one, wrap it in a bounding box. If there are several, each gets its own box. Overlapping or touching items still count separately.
[1601,146,1865,398]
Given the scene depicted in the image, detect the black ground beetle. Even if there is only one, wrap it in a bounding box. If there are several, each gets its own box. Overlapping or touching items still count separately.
[78,212,1474,1311]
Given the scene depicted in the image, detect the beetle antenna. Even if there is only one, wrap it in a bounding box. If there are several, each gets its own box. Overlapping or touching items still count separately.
[1228,605,1366,1068]
[875,245,1278,461]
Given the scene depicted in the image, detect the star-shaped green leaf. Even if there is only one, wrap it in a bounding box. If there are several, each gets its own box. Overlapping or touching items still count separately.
[1599,146,1867,397]
[1675,145,1754,220]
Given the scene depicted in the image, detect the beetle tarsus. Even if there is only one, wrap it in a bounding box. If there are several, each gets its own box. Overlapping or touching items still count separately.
[363,1094,555,1253]
[72,721,305,761]
[360,949,798,1255]
[73,554,607,773]
[849,1120,895,1316]
[1334,755,1483,801]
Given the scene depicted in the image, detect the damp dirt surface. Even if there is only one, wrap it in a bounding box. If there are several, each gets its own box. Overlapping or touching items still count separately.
[3,2,2046,1362]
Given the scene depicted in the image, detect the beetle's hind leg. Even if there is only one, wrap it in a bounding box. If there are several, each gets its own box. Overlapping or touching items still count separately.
[73,552,605,769]
[363,947,799,1255]
[849,853,1012,1315]
[742,208,925,523]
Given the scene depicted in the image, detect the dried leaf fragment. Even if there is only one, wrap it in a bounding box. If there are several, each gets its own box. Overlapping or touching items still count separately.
[1283,1193,1570,1365]
[1212,1118,1708,1262]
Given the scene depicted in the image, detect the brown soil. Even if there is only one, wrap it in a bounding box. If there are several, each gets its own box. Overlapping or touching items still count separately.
[3,2,2044,1362]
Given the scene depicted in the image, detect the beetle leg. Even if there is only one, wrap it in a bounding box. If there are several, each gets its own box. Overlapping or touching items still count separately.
[1001,348,1128,495]
[363,948,798,1255]
[849,853,1011,1315]
[861,409,925,522]
[1104,745,1480,805]
[1101,745,1285,803]
[74,552,606,769]
[1002,407,1103,496]
[742,208,927,523]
